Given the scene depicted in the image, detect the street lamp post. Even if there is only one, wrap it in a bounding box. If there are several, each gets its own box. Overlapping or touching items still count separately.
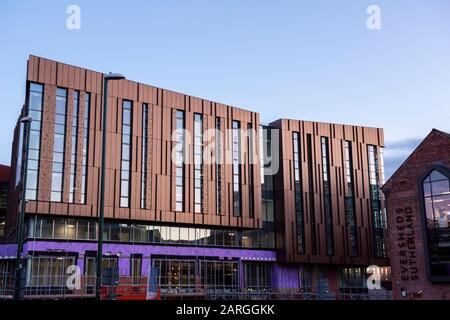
[14,115,33,300]
[96,73,125,300]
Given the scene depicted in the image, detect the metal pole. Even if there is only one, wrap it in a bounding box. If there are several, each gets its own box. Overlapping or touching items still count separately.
[14,118,31,300]
[96,77,108,300]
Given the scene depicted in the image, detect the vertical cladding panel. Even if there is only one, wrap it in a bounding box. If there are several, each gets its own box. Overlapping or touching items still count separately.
[74,91,86,204]
[27,56,39,82]
[38,85,56,202]
[185,111,193,215]
[377,128,385,146]
[37,58,46,84]
[63,90,74,203]
[68,65,75,88]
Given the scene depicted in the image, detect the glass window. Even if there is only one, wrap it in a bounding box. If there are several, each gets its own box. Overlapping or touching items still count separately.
[343,141,358,257]
[232,121,241,217]
[423,170,450,279]
[120,100,132,207]
[25,83,44,200]
[321,137,334,256]
[131,255,142,285]
[175,110,185,211]
[299,266,313,293]
[368,145,386,258]
[194,114,203,213]
[141,104,149,209]
[245,263,272,291]
[306,134,317,255]
[293,132,305,254]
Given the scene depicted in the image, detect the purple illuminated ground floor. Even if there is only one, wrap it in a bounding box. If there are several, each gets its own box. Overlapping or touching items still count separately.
[0,240,392,300]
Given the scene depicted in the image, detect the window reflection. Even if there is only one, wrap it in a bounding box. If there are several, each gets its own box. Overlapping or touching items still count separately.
[423,169,450,279]
[25,216,276,249]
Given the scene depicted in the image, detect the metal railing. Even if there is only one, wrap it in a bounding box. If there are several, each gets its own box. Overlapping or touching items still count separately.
[0,272,392,300]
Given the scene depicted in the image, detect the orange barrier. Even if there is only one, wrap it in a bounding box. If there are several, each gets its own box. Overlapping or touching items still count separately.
[100,285,161,300]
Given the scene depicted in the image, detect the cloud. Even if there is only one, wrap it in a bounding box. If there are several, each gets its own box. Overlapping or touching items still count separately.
[383,137,422,179]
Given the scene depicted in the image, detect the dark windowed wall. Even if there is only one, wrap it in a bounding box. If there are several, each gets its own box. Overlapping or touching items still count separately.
[27,256,76,288]
[321,137,334,256]
[316,267,330,294]
[26,83,44,200]
[200,259,239,293]
[422,170,450,278]
[141,103,148,209]
[298,266,313,293]
[232,120,242,217]
[339,267,368,294]
[120,100,132,207]
[153,258,196,293]
[69,91,79,203]
[152,257,239,294]
[175,110,185,212]
[343,141,358,257]
[51,88,68,202]
[215,117,222,215]
[244,263,272,291]
[368,145,386,258]
[194,114,203,213]
[80,93,90,204]
[293,132,305,254]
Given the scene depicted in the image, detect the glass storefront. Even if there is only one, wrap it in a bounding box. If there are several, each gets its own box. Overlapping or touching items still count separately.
[151,257,239,294]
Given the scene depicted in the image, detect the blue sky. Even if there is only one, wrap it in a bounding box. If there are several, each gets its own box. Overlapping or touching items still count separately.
[1,0,449,177]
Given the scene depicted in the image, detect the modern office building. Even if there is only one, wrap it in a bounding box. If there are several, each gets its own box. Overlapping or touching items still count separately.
[0,55,390,299]
[382,129,450,300]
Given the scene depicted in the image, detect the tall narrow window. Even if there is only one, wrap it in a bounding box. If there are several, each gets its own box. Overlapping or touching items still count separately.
[321,137,334,256]
[293,132,305,254]
[368,145,386,258]
[51,88,67,202]
[120,100,132,207]
[26,83,43,200]
[175,110,185,212]
[306,134,317,255]
[69,91,79,203]
[260,125,275,249]
[422,170,450,279]
[194,114,203,213]
[81,93,90,204]
[232,120,242,217]
[343,141,358,256]
[248,123,254,218]
[141,104,148,209]
[215,118,222,215]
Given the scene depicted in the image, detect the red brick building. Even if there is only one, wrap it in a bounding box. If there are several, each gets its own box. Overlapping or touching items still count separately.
[382,129,450,300]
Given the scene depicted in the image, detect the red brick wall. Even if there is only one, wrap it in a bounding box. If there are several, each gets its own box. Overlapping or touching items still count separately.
[383,130,450,300]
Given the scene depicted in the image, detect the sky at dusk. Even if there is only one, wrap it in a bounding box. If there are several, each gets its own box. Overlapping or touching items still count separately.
[1,0,449,178]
